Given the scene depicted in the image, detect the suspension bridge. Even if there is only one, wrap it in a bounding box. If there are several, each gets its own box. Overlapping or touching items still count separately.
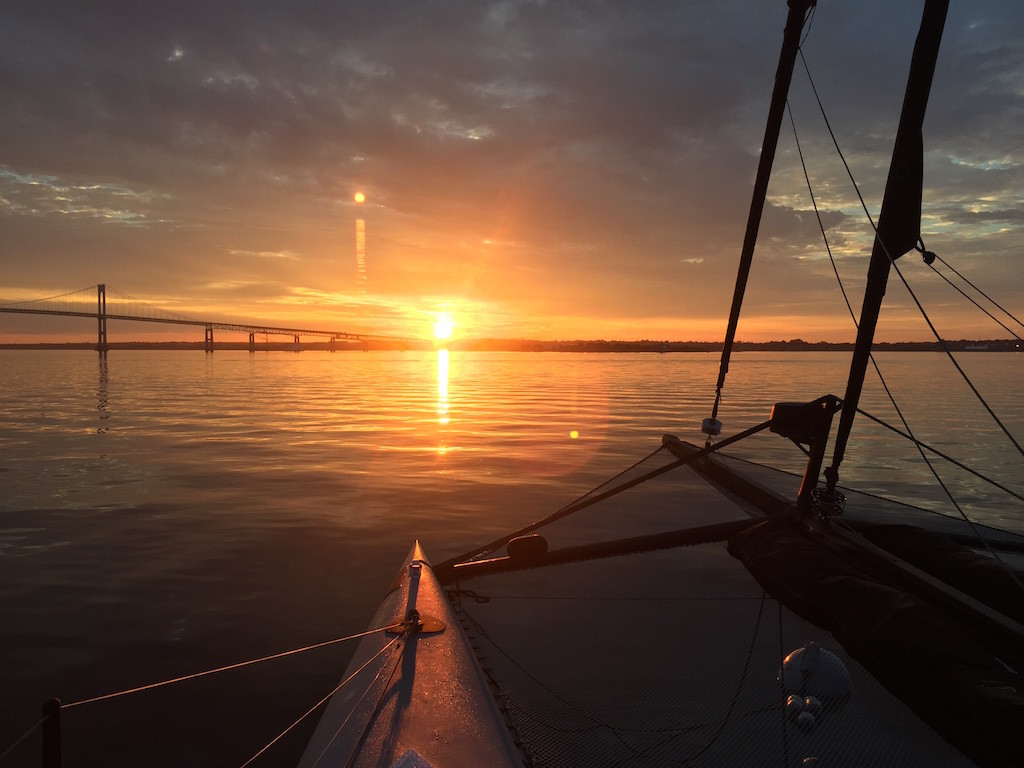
[0,284,425,351]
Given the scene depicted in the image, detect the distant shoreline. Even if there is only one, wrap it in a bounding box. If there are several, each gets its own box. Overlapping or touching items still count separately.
[0,339,1019,352]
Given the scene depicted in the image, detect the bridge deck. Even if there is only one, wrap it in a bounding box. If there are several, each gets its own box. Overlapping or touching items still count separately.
[0,285,423,345]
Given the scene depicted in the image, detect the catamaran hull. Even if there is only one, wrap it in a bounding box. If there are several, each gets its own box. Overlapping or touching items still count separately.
[297,542,524,767]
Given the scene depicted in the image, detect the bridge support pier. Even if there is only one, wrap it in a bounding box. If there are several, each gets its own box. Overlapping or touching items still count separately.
[329,335,337,352]
[248,332,255,353]
[293,334,300,352]
[96,284,108,355]
[204,326,214,353]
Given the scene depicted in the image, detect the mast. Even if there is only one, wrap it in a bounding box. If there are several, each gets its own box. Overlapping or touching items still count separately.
[707,0,816,435]
[824,0,949,495]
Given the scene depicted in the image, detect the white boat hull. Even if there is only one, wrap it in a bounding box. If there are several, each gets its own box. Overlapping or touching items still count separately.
[298,542,524,767]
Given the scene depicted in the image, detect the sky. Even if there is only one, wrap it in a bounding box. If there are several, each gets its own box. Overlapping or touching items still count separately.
[1,0,1022,343]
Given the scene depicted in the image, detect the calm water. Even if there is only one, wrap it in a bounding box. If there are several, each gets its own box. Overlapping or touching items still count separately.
[1,349,1022,766]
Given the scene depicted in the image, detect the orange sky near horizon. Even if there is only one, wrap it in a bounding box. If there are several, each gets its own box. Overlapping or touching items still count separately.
[1,2,1021,346]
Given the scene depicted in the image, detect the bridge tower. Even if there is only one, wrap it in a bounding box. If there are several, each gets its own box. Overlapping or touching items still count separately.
[204,326,214,353]
[96,284,108,354]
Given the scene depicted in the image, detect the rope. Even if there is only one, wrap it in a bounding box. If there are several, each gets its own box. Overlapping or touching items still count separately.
[798,3,817,47]
[788,93,949,509]
[798,50,877,231]
[875,456,1024,590]
[437,413,793,572]
[240,631,406,768]
[887,252,1024,461]
[64,623,403,709]
[777,601,790,768]
[799,46,1024,464]
[788,99,1024,506]
[795,51,1024,594]
[786,102,859,326]
[554,444,665,510]
[676,591,767,765]
[933,253,1024,333]
[0,715,47,763]
[306,633,410,768]
[925,260,1022,340]
[856,408,1024,505]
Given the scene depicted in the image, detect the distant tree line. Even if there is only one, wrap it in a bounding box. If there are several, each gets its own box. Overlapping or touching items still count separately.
[2,338,1019,352]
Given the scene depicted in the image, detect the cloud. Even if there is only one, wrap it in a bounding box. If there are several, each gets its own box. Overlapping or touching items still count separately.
[1,0,1022,341]
[0,166,168,224]
[228,248,300,260]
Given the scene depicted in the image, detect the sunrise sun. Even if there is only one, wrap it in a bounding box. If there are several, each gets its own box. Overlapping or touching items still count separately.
[433,313,455,341]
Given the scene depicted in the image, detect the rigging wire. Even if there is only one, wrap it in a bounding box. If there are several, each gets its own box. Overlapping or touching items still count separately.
[441,445,670,565]
[437,412,797,569]
[797,50,877,236]
[925,259,1023,340]
[240,632,407,768]
[785,105,858,327]
[0,715,48,764]
[798,3,817,48]
[932,253,1024,332]
[707,0,816,431]
[791,57,1024,592]
[798,46,1024,462]
[887,248,1024,458]
[855,408,1024,506]
[64,623,403,709]
[926,264,1022,339]
[785,101,949,513]
[555,444,665,510]
[340,632,414,768]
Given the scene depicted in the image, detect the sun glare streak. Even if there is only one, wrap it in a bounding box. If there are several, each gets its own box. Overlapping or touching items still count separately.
[437,349,450,426]
[355,219,366,293]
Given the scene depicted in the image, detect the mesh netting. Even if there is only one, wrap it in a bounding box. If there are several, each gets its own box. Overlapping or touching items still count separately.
[448,455,979,767]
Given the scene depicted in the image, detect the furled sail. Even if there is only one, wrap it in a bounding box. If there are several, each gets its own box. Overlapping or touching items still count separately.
[825,0,949,493]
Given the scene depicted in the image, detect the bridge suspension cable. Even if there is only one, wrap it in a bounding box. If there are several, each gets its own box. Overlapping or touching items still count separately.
[0,285,98,312]
[0,284,425,346]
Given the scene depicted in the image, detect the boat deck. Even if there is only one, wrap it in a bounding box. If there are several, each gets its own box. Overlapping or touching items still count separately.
[710,449,1024,548]
[446,444,991,767]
